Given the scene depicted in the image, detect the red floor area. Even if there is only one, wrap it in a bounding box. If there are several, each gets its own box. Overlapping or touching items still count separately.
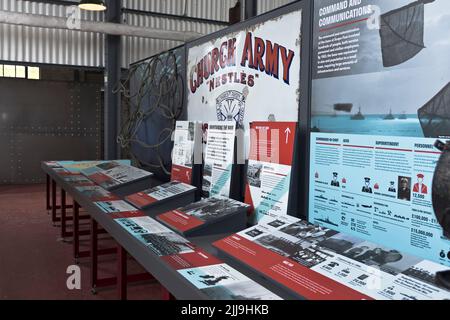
[0,184,162,300]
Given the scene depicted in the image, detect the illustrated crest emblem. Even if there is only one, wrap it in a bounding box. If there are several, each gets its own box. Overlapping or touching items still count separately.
[216,90,246,123]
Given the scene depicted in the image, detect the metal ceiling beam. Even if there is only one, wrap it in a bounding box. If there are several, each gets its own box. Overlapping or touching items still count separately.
[122,8,230,27]
[0,10,202,41]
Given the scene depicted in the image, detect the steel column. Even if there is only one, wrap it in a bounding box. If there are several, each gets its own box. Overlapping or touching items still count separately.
[104,0,121,160]
[244,0,258,20]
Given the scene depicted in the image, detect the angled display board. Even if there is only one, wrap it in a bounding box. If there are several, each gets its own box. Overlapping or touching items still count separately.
[74,185,119,202]
[171,121,203,185]
[125,181,196,214]
[157,196,249,237]
[245,122,297,223]
[81,161,153,191]
[214,213,450,300]
[308,0,450,267]
[202,121,237,198]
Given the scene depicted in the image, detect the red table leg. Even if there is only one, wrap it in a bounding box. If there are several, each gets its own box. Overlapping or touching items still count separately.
[118,245,127,300]
[90,218,98,293]
[73,201,80,261]
[161,287,176,300]
[46,174,50,212]
[51,179,57,224]
[61,188,67,239]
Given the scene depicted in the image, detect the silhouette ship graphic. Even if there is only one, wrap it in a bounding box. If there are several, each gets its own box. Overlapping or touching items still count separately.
[350,107,365,120]
[398,111,407,120]
[316,217,339,227]
[384,108,395,120]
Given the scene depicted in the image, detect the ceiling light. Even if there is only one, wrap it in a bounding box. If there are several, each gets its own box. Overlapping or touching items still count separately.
[79,0,107,11]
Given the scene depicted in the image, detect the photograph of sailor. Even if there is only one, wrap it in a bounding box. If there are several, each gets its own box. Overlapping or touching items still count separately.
[397,176,412,201]
[331,172,340,187]
[362,177,373,193]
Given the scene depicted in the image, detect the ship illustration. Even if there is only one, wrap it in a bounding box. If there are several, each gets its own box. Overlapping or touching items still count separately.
[383,108,395,120]
[418,82,450,138]
[398,111,408,120]
[316,217,339,227]
[350,106,365,120]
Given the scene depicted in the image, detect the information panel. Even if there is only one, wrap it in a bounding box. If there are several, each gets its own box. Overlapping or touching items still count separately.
[186,7,302,157]
[245,122,297,223]
[309,0,450,267]
[202,122,236,198]
[171,121,202,184]
[214,213,450,300]
[309,133,450,266]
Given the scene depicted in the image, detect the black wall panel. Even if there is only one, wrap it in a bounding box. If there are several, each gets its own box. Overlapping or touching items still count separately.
[0,69,103,184]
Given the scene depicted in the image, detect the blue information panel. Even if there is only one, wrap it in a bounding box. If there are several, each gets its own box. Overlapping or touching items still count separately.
[309,0,450,266]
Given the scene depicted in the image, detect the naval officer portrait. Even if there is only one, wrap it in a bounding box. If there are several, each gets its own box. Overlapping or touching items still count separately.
[397,176,411,201]
[330,172,340,187]
[362,177,373,193]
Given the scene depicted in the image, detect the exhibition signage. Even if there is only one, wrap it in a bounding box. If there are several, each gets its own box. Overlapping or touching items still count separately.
[171,121,202,184]
[309,133,450,266]
[82,161,153,190]
[214,213,450,300]
[245,121,297,222]
[186,8,302,149]
[202,121,236,198]
[310,0,450,267]
[126,181,196,209]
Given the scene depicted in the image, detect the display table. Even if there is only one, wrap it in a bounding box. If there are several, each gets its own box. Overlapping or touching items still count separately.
[41,161,294,300]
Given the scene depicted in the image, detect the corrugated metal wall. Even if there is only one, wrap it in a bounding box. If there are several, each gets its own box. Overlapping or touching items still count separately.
[0,0,294,68]
[257,0,296,15]
[122,0,236,22]
[122,13,225,66]
[0,0,104,67]
[0,0,235,68]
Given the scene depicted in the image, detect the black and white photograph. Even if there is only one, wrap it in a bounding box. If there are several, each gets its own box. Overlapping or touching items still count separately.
[62,175,90,184]
[340,241,422,276]
[319,233,365,255]
[75,186,111,199]
[181,197,247,222]
[139,232,193,257]
[280,221,338,245]
[289,244,331,268]
[202,163,212,197]
[267,219,287,228]
[254,234,300,257]
[245,228,265,238]
[247,163,263,188]
[397,176,412,201]
[201,281,281,300]
[96,161,119,171]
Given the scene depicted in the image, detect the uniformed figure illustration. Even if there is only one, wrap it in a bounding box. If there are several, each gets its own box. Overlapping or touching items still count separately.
[362,177,373,193]
[331,172,340,187]
[413,173,428,194]
[388,181,396,193]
